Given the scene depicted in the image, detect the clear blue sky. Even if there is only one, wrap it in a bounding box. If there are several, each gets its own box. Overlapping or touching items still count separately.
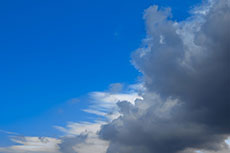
[0,0,201,145]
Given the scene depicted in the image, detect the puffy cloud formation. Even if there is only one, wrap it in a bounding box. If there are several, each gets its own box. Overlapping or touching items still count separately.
[55,85,142,153]
[1,0,229,153]
[100,0,230,153]
[57,123,109,153]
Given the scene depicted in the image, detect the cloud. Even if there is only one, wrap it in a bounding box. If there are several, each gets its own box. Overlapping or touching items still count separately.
[0,83,142,153]
[53,83,142,153]
[58,130,108,153]
[56,84,142,153]
[55,121,106,136]
[1,0,229,153]
[0,129,19,135]
[0,136,61,153]
[83,85,143,120]
[100,0,230,153]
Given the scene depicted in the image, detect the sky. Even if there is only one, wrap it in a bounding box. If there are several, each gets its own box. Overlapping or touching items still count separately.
[0,0,200,137]
[0,0,230,153]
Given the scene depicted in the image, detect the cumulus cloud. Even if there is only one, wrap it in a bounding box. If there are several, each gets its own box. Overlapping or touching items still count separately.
[58,128,108,153]
[55,84,142,153]
[100,0,230,153]
[1,0,229,153]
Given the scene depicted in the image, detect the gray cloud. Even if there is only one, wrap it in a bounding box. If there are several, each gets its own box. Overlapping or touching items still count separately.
[1,1,229,153]
[100,0,230,153]
[59,135,87,153]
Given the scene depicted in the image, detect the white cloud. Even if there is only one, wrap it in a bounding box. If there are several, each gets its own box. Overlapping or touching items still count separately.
[55,121,106,136]
[71,133,109,153]
[83,84,143,120]
[56,121,109,153]
[0,136,61,153]
[0,83,142,153]
[54,83,142,153]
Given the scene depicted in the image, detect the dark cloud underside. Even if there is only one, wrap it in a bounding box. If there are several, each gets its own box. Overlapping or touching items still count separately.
[100,0,230,153]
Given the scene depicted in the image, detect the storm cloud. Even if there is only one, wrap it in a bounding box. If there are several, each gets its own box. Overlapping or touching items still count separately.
[1,1,229,153]
[100,0,230,153]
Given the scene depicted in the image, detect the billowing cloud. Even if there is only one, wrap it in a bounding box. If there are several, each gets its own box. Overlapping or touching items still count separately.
[55,84,142,153]
[100,0,230,153]
[1,0,229,153]
[58,127,108,153]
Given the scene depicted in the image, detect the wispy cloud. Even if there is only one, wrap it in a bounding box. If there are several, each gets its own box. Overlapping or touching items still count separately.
[83,88,142,120]
[0,83,142,153]
[0,129,19,135]
[0,136,61,153]
[55,83,142,153]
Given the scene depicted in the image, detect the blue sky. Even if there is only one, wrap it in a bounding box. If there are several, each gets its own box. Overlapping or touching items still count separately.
[0,0,202,147]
